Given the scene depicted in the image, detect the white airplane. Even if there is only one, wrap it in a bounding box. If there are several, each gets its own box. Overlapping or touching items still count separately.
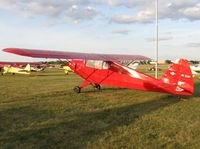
[190,64,200,76]
[30,66,45,72]
[127,62,139,70]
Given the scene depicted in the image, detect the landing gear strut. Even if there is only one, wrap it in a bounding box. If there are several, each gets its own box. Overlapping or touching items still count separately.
[94,84,101,91]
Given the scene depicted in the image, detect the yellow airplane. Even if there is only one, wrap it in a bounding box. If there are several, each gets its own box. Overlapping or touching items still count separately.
[3,64,31,75]
[63,66,73,75]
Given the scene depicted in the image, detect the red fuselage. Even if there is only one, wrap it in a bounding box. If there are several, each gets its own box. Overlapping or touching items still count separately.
[68,60,193,95]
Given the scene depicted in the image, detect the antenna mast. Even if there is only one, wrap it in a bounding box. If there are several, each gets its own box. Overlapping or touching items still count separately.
[155,0,159,78]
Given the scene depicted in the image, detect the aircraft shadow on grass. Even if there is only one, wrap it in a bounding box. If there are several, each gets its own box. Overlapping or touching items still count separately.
[83,87,128,93]
[0,95,181,148]
[83,81,200,97]
[33,74,67,77]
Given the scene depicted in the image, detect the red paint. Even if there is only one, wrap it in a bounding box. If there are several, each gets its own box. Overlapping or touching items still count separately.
[3,48,151,61]
[68,59,193,95]
[0,61,42,67]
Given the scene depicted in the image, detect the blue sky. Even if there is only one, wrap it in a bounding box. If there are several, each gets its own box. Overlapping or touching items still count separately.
[0,0,200,62]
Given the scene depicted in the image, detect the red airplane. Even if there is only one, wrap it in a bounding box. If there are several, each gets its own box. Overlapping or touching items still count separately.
[3,48,194,96]
[0,61,42,68]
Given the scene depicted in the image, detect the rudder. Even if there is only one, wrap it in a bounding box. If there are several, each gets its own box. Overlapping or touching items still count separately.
[24,64,31,72]
[161,59,194,95]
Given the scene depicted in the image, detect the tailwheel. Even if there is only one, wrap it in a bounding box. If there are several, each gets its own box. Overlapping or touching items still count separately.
[94,84,101,91]
[74,86,81,93]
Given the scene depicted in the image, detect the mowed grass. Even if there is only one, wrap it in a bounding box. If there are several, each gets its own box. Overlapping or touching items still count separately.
[0,66,200,149]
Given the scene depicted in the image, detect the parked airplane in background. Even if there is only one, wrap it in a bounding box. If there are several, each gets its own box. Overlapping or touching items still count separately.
[0,61,42,68]
[3,64,31,75]
[190,64,200,76]
[3,48,194,95]
[127,62,139,70]
[0,61,44,75]
[63,65,73,75]
[30,65,46,72]
[0,64,4,75]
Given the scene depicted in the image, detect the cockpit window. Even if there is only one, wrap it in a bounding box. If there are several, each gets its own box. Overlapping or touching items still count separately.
[85,60,109,69]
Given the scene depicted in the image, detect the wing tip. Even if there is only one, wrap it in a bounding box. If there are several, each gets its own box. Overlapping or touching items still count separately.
[2,48,31,57]
[3,48,17,53]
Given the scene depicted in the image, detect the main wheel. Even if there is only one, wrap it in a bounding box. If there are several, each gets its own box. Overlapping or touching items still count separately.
[94,84,101,91]
[74,86,81,93]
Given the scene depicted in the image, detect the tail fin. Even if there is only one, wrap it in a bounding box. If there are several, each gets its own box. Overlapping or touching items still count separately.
[24,64,31,72]
[161,59,194,95]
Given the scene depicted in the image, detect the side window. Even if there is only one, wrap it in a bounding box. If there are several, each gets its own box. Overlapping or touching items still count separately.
[86,60,109,69]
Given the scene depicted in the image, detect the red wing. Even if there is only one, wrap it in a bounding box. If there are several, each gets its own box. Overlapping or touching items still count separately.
[3,48,151,61]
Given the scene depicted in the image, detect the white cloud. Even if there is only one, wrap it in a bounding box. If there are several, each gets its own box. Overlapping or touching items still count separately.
[65,5,99,23]
[0,0,200,24]
[146,37,173,42]
[116,0,150,8]
[112,29,131,35]
[0,0,101,22]
[187,42,200,48]
[112,10,154,24]
[181,3,200,20]
[111,0,200,24]
[106,0,117,5]
[23,1,62,17]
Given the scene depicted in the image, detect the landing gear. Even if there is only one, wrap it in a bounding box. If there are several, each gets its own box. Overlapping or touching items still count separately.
[94,84,101,91]
[74,86,81,93]
[74,80,90,93]
[73,84,101,93]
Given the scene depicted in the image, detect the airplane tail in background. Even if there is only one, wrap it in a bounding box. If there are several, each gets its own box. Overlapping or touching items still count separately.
[161,59,194,95]
[2,66,9,74]
[24,64,31,72]
[128,62,139,70]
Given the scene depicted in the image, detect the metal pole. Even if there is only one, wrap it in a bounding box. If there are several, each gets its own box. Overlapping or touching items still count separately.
[155,0,159,79]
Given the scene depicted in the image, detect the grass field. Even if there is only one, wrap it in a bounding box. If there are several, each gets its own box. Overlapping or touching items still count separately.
[0,65,200,149]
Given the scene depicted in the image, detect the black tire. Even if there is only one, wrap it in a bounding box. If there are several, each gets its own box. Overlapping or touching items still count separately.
[74,86,81,93]
[94,84,101,91]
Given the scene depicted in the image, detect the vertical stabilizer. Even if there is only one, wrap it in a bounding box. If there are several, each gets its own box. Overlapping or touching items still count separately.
[161,59,194,95]
[24,64,31,72]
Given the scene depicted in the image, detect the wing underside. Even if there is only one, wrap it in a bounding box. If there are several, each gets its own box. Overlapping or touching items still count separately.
[3,48,151,61]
